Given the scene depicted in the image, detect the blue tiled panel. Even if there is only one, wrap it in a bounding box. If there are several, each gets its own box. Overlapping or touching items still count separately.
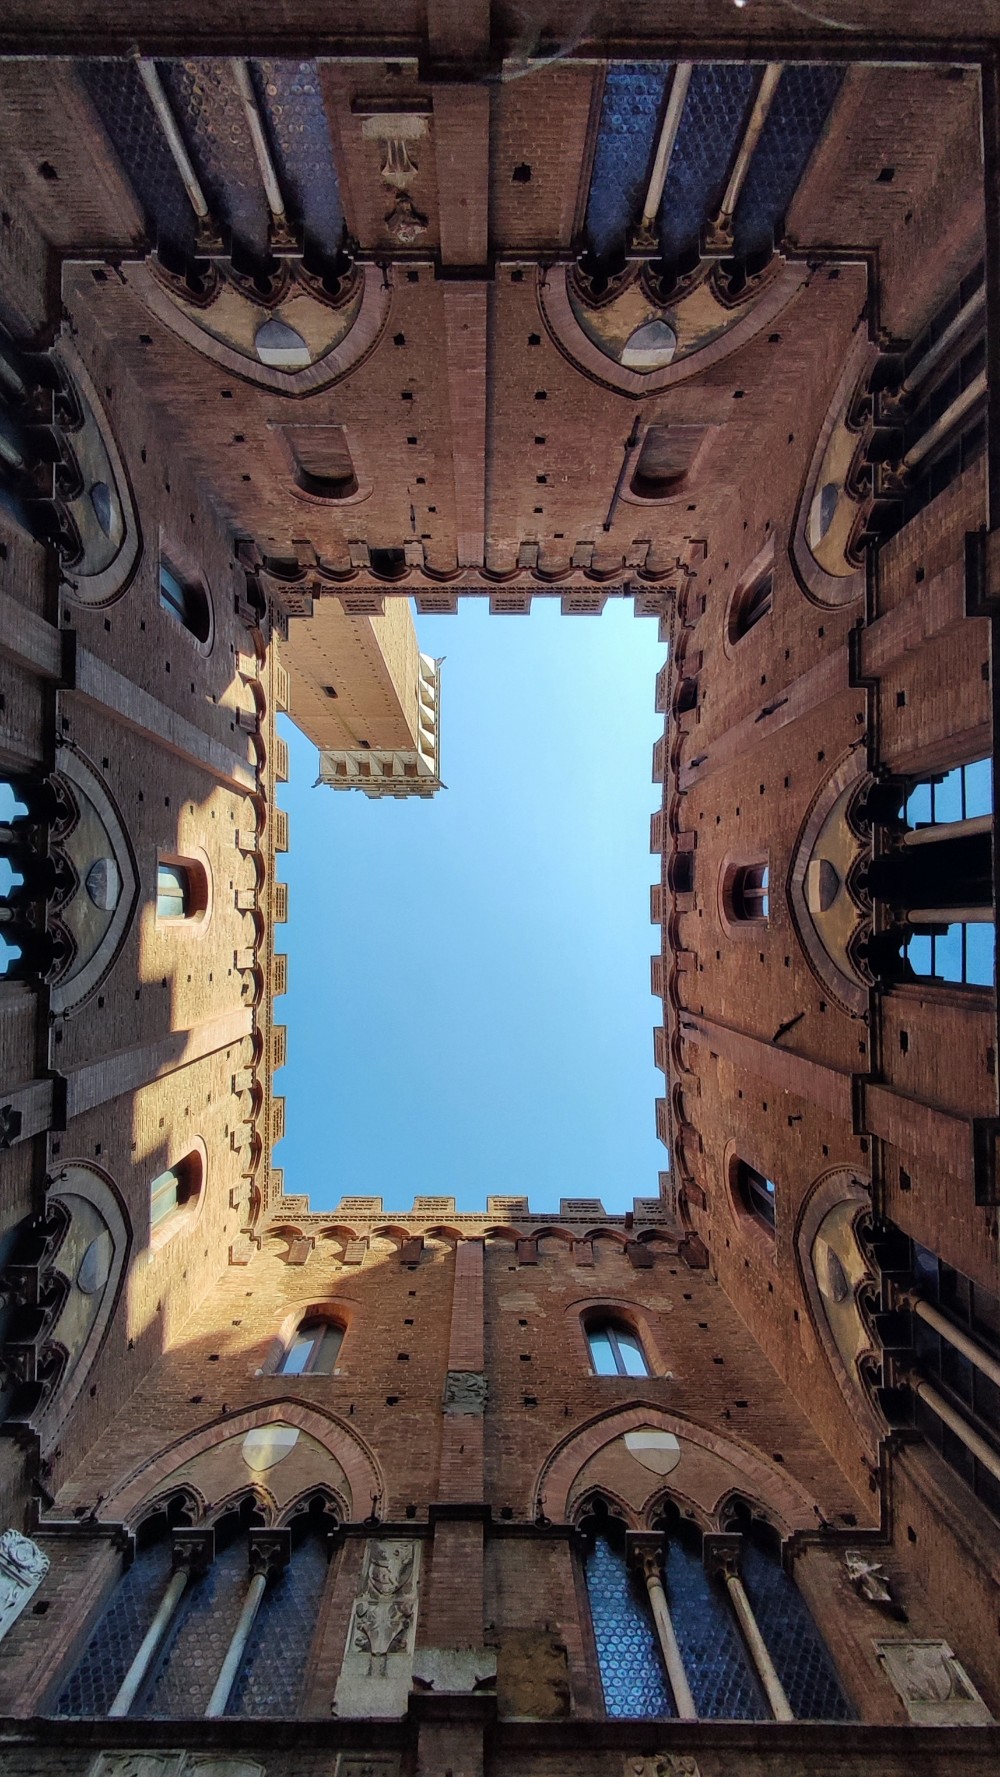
[55,1538,172,1717]
[158,60,271,261]
[585,1534,673,1718]
[79,62,196,257]
[584,64,671,259]
[227,1532,329,1716]
[251,61,345,259]
[741,1540,854,1720]
[733,65,843,258]
[138,1537,249,1717]
[657,64,757,261]
[664,1539,767,1719]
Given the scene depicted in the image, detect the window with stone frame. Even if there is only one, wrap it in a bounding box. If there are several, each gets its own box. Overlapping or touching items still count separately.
[159,559,211,644]
[585,1315,650,1376]
[733,1161,776,1234]
[277,1316,344,1376]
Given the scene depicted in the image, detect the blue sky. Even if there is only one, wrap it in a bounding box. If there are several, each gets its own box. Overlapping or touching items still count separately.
[273,597,667,1216]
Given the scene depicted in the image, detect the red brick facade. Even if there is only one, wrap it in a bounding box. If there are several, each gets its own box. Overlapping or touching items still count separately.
[0,8,998,1775]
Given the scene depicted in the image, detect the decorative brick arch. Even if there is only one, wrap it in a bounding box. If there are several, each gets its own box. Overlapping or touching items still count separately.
[97,1400,383,1528]
[127,261,390,395]
[537,262,807,396]
[536,1404,819,1533]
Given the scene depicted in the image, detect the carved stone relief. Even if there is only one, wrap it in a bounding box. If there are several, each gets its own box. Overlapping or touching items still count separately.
[335,1539,421,1718]
[844,1551,906,1620]
[353,1540,418,1656]
[443,1369,488,1415]
[0,1529,49,1643]
[333,1760,400,1777]
[87,1758,265,1777]
[876,1639,994,1725]
[623,1758,701,1777]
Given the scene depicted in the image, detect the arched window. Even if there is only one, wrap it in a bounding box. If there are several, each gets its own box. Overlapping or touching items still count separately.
[661,1519,766,1720]
[881,1233,1000,1523]
[726,862,769,924]
[734,1162,777,1234]
[278,1317,344,1376]
[586,1316,650,1377]
[284,426,358,502]
[227,1497,336,1715]
[159,560,211,645]
[581,1499,852,1722]
[583,1510,673,1718]
[728,566,773,642]
[629,423,706,501]
[53,1493,338,1720]
[727,1508,852,1721]
[54,1498,188,1717]
[866,757,995,988]
[150,1151,203,1237]
[156,858,209,923]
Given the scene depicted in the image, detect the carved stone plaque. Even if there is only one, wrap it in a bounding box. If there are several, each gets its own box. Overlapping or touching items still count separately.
[443,1369,488,1415]
[622,1758,701,1777]
[876,1638,994,1725]
[335,1539,421,1718]
[0,1529,49,1644]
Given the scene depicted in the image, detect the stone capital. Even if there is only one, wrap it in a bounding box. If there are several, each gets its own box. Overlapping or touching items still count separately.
[171,1527,214,1580]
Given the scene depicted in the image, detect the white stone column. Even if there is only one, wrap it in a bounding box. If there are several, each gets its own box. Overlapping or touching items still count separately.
[109,1528,213,1718]
[205,1529,290,1718]
[627,1534,697,1721]
[705,1533,794,1723]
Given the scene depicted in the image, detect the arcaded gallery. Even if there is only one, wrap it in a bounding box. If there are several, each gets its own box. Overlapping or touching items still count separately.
[0,3,998,1775]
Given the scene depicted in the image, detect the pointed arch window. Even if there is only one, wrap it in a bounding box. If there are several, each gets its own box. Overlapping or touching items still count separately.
[865,757,994,988]
[580,1499,852,1722]
[585,1316,650,1377]
[226,1501,335,1715]
[583,1514,673,1718]
[277,1316,344,1376]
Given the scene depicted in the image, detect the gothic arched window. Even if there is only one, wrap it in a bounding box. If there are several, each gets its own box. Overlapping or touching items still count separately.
[54,1499,187,1717]
[226,1498,336,1715]
[580,1500,853,1722]
[730,1512,853,1721]
[583,1512,673,1718]
[866,757,995,988]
